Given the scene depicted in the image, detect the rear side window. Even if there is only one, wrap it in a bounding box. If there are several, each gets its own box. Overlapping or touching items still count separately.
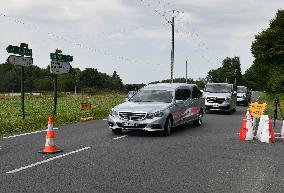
[192,86,202,99]
[175,89,191,101]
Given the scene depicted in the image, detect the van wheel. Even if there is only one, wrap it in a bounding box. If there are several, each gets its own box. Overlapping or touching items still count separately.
[163,117,172,136]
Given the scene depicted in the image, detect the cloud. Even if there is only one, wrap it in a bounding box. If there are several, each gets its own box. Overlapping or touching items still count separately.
[0,0,283,84]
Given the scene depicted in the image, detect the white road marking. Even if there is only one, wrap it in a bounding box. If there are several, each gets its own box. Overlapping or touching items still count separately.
[2,128,59,139]
[6,146,91,174]
[113,135,127,140]
[103,119,107,121]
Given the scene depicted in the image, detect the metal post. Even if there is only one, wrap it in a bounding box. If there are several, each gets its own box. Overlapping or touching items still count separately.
[54,74,58,115]
[186,60,188,84]
[21,65,25,119]
[170,16,175,83]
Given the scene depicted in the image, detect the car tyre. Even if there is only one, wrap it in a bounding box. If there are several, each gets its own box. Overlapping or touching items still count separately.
[112,128,122,134]
[226,108,233,115]
[194,111,203,126]
[163,117,172,136]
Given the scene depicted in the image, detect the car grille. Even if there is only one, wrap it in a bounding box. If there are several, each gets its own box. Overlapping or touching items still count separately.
[118,112,147,121]
[206,97,225,104]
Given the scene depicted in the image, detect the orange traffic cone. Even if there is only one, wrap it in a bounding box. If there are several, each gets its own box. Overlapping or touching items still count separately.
[39,116,62,154]
[268,116,275,143]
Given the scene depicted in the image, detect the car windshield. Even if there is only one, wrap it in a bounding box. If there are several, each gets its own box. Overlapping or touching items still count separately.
[237,87,247,93]
[129,90,173,103]
[205,84,232,93]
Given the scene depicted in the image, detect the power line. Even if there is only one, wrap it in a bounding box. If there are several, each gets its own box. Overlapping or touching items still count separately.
[0,12,167,68]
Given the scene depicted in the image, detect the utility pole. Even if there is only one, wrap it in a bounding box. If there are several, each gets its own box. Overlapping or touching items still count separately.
[169,14,175,83]
[186,60,188,84]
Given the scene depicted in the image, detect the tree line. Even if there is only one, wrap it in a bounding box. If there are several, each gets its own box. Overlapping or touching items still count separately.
[0,63,124,93]
[205,9,283,94]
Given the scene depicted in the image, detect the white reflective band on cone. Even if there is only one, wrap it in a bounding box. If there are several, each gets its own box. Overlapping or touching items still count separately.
[45,138,55,146]
[47,124,53,131]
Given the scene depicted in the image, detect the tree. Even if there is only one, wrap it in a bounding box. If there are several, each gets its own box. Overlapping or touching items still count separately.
[0,63,20,92]
[249,9,284,93]
[206,56,242,86]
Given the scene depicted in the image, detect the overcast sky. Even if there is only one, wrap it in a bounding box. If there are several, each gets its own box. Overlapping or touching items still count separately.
[0,0,283,84]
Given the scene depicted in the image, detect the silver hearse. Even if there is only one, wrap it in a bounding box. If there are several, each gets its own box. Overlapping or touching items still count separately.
[108,83,205,136]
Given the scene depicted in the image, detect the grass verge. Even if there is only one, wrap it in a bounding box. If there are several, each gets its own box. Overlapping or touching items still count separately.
[259,93,284,120]
[0,93,126,136]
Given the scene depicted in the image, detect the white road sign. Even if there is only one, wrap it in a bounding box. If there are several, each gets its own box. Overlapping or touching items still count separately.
[50,61,71,74]
[8,55,33,67]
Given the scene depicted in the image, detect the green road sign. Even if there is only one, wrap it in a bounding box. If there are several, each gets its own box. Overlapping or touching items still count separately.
[50,53,73,62]
[6,45,32,56]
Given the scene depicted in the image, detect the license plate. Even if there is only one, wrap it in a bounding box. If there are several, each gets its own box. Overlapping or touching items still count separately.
[122,122,137,127]
[213,103,219,107]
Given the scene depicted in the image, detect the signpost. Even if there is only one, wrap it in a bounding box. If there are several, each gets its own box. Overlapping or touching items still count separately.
[50,61,71,74]
[6,45,32,57]
[8,55,33,67]
[50,49,73,115]
[6,43,33,119]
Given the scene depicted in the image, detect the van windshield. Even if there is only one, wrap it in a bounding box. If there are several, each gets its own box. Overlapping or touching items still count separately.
[205,84,232,93]
[237,87,247,93]
[129,90,173,103]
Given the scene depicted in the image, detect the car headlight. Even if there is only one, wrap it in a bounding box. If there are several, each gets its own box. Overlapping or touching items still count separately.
[110,109,118,117]
[146,111,164,119]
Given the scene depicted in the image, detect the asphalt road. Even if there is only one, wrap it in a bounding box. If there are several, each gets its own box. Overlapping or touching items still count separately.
[1,106,284,193]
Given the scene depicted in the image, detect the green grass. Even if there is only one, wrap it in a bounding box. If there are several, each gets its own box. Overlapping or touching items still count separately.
[0,93,126,136]
[259,93,284,120]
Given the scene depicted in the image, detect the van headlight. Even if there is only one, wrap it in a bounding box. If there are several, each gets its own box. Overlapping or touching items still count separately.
[146,111,164,119]
[225,97,231,102]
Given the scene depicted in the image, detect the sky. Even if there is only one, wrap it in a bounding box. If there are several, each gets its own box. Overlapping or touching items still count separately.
[0,0,283,84]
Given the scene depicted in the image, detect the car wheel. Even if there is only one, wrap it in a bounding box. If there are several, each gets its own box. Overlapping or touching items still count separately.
[112,128,122,134]
[227,108,233,115]
[194,112,203,126]
[163,117,172,136]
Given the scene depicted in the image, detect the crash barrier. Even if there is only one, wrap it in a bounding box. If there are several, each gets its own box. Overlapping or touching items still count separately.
[240,101,284,144]
[39,116,62,154]
[239,111,254,141]
[239,112,276,143]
